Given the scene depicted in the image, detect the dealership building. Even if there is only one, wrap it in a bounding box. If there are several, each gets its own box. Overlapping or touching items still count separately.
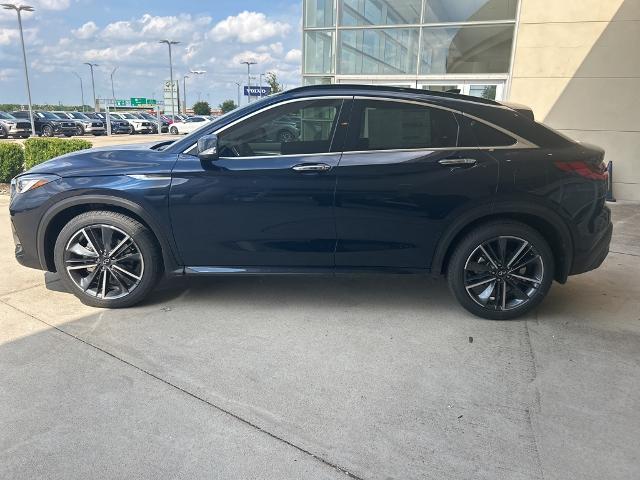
[302,0,640,200]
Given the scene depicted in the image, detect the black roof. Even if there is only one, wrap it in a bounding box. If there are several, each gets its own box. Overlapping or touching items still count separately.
[286,83,502,107]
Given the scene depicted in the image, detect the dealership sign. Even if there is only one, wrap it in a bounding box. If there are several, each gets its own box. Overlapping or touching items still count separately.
[244,86,271,96]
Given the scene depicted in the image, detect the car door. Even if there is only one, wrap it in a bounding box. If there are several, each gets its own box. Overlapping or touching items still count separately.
[169,96,350,269]
[334,97,499,271]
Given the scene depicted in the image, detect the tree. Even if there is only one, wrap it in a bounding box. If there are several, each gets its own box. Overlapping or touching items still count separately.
[265,71,283,94]
[219,99,237,114]
[192,101,211,115]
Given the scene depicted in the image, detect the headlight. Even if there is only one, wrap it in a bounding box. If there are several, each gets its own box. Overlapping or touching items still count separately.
[83,121,92,126]
[11,174,60,194]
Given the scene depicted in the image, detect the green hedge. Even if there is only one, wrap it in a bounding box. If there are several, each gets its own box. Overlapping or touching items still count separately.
[0,143,24,183]
[24,138,92,170]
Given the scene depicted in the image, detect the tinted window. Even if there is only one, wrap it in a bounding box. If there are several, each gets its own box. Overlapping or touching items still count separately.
[345,99,459,151]
[12,111,27,118]
[457,115,516,147]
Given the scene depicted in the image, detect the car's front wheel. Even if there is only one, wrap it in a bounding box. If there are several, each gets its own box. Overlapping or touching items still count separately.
[54,211,161,308]
[447,221,554,320]
[170,126,179,134]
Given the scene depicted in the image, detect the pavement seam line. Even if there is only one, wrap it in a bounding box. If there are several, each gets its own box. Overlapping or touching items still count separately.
[0,298,365,480]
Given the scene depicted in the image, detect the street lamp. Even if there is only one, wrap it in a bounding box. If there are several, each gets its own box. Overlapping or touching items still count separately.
[189,69,206,111]
[72,72,85,112]
[259,73,265,98]
[2,3,36,136]
[110,66,118,106]
[241,60,256,103]
[159,39,180,122]
[182,74,189,114]
[83,62,99,111]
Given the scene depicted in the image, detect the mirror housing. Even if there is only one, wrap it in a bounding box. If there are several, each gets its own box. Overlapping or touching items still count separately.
[197,134,219,161]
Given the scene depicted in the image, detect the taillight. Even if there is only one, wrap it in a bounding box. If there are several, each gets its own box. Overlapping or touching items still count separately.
[555,161,608,181]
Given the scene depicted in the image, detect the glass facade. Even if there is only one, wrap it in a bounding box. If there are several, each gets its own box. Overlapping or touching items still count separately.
[303,0,519,99]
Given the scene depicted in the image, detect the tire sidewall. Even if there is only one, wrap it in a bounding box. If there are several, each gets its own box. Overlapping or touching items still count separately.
[447,222,555,320]
[53,212,160,308]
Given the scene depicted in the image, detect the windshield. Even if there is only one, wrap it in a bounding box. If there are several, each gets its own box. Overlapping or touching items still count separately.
[121,114,136,119]
[0,112,16,120]
[52,112,70,119]
[38,112,59,119]
[70,112,90,120]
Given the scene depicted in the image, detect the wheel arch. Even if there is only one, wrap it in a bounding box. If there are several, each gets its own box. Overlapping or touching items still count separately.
[38,195,182,274]
[432,203,573,283]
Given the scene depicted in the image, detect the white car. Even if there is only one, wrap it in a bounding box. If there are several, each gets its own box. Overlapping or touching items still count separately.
[110,113,154,134]
[169,116,211,134]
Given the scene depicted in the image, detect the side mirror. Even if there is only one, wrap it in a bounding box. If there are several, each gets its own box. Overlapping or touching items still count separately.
[197,134,219,161]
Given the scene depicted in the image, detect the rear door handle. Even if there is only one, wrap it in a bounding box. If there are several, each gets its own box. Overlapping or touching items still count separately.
[292,163,332,172]
[438,158,477,166]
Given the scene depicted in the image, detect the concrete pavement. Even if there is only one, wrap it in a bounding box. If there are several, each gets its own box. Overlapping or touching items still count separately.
[1,194,639,480]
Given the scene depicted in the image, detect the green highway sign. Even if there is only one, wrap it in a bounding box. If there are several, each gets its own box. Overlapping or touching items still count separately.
[130,97,147,106]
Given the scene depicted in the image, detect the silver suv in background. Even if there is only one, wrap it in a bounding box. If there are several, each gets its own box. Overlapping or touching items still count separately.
[0,111,31,138]
[52,111,106,136]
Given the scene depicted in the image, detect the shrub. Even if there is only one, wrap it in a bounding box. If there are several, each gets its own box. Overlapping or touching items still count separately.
[24,138,92,170]
[0,143,24,182]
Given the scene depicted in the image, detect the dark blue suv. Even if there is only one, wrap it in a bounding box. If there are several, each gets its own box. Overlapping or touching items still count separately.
[9,85,612,319]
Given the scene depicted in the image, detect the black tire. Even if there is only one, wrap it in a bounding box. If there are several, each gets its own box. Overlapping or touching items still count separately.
[42,124,54,137]
[76,125,84,136]
[0,126,7,139]
[128,125,135,135]
[54,211,162,308]
[447,221,554,320]
[170,126,179,135]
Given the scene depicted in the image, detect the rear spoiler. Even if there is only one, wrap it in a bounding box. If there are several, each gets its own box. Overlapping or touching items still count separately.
[500,102,535,121]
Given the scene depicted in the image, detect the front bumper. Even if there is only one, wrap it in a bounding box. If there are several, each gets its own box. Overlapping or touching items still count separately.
[7,126,32,136]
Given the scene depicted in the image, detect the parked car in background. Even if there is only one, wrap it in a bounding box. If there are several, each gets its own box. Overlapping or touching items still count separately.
[84,112,131,134]
[51,111,105,136]
[139,112,169,133]
[8,85,612,318]
[0,111,31,138]
[168,115,211,134]
[12,110,76,137]
[110,113,153,134]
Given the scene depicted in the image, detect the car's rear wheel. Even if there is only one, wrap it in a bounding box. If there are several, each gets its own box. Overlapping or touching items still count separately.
[170,126,179,134]
[447,221,554,320]
[54,211,161,308]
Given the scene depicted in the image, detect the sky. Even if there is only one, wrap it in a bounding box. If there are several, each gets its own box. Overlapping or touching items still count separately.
[0,0,303,108]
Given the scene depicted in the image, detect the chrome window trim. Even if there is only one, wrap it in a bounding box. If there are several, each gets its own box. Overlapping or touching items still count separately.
[183,96,351,155]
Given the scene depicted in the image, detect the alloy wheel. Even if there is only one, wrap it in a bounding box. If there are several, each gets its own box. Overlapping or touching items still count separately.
[63,224,144,300]
[463,236,544,311]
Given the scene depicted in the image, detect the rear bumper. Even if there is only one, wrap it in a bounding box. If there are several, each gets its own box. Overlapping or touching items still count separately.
[570,209,613,276]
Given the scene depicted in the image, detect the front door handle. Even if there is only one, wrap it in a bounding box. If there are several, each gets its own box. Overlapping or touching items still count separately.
[292,163,332,172]
[438,158,477,167]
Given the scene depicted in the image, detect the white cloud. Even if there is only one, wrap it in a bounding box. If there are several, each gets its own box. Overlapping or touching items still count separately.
[30,0,72,10]
[72,21,97,39]
[210,11,291,44]
[284,48,301,63]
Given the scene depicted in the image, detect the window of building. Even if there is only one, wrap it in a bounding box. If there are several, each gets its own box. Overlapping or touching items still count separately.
[423,0,518,23]
[304,76,334,86]
[338,28,419,74]
[304,0,335,27]
[339,0,422,26]
[218,99,343,157]
[345,99,459,151]
[304,31,335,74]
[419,25,514,74]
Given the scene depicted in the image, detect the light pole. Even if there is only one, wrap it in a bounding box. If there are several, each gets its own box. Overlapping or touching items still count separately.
[234,82,241,108]
[110,66,118,106]
[72,72,85,112]
[259,73,265,98]
[2,3,36,136]
[241,60,256,104]
[83,62,99,111]
[159,39,180,122]
[182,75,189,114]
[189,69,205,110]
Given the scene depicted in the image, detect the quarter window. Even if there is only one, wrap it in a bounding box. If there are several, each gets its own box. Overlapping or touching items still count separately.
[345,99,459,151]
[218,99,343,157]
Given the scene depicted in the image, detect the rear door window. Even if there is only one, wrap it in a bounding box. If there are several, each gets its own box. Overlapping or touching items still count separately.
[344,99,459,151]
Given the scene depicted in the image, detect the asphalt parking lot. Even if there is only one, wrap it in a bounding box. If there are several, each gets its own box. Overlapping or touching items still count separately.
[1,196,638,480]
